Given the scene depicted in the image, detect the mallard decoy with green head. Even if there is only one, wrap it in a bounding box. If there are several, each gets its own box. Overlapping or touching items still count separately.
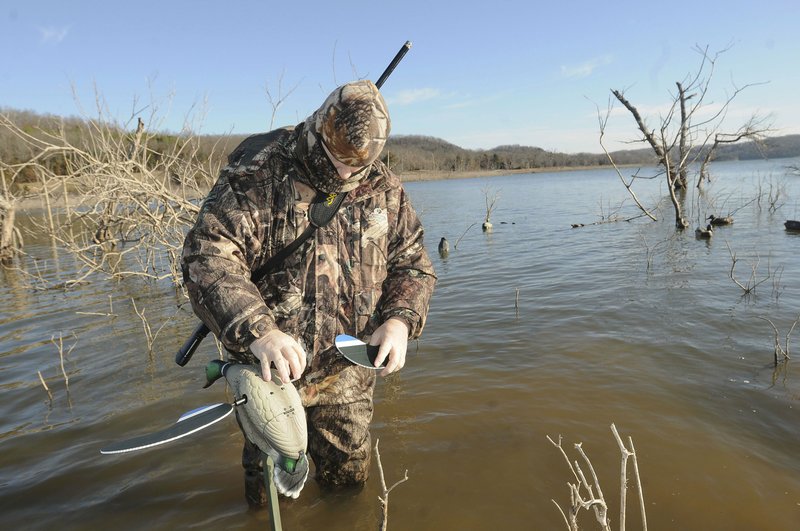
[205,359,309,500]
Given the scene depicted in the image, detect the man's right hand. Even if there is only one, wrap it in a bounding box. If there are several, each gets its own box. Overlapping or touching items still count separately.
[249,329,307,383]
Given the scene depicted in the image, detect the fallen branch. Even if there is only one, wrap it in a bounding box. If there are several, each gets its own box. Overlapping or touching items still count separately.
[547,435,610,531]
[611,423,647,531]
[597,102,658,223]
[132,298,154,353]
[131,298,175,354]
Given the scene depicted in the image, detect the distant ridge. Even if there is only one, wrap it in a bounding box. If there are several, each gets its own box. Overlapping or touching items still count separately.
[2,108,799,179]
[381,133,800,173]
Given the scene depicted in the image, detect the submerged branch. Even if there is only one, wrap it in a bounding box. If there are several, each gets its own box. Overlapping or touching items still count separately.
[375,438,409,531]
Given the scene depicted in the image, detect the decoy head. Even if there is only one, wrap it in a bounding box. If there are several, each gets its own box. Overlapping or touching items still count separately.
[203,359,231,389]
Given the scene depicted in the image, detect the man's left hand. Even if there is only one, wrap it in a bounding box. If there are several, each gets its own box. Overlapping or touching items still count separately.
[369,318,409,377]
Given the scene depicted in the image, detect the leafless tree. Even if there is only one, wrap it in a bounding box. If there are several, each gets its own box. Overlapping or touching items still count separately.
[482,185,500,231]
[0,178,23,260]
[0,97,224,288]
[602,44,772,229]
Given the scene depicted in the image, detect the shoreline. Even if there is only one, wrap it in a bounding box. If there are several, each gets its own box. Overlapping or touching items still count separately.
[12,165,603,211]
[400,165,608,182]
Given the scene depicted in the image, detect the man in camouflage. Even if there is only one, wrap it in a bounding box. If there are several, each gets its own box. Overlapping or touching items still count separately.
[181,80,436,506]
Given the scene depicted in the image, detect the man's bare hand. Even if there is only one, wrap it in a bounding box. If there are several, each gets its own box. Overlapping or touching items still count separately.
[369,318,409,377]
[249,329,306,383]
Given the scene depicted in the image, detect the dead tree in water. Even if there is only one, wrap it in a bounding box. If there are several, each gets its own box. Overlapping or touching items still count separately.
[482,185,500,232]
[0,195,23,260]
[603,44,771,230]
[0,169,23,260]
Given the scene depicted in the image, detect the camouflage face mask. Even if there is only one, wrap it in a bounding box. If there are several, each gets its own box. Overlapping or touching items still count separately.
[296,127,367,194]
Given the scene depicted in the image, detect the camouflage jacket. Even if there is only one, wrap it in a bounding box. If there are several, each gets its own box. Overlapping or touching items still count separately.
[181,128,436,377]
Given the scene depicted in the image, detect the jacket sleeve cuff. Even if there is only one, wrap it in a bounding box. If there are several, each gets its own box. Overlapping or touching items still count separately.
[221,312,276,352]
[381,308,420,338]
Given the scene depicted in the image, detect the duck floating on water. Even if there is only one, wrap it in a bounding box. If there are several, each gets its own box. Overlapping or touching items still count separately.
[695,224,714,239]
[438,236,449,257]
[707,214,734,226]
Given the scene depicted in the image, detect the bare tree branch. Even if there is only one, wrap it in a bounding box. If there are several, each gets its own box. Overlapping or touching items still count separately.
[549,426,647,531]
[604,44,772,230]
[597,99,658,222]
[265,70,302,130]
[375,438,409,531]
[0,95,223,289]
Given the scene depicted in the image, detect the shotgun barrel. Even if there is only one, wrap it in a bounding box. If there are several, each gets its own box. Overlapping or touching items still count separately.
[375,41,412,89]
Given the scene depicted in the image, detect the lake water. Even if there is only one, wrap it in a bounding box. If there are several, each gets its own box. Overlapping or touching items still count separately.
[1,158,799,530]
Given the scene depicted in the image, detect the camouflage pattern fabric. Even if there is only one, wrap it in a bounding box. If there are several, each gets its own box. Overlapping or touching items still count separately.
[296,79,390,194]
[313,79,389,167]
[239,424,267,508]
[181,123,436,490]
[306,392,375,487]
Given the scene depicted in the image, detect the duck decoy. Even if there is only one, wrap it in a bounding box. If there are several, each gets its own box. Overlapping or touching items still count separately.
[205,360,309,500]
[785,220,800,231]
[695,224,714,239]
[438,237,450,257]
[707,215,734,226]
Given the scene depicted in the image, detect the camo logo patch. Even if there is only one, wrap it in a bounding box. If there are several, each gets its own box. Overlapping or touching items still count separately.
[362,207,388,243]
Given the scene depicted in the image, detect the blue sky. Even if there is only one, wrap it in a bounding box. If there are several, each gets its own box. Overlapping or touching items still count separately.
[2,0,798,154]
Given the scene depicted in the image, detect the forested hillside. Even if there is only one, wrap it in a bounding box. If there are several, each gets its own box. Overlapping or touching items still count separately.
[2,108,799,186]
[383,133,800,173]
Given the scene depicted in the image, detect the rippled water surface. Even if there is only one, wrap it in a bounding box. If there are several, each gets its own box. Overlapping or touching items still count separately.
[2,158,799,530]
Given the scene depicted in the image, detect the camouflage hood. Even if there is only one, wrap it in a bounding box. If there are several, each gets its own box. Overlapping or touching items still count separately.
[294,80,390,194]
